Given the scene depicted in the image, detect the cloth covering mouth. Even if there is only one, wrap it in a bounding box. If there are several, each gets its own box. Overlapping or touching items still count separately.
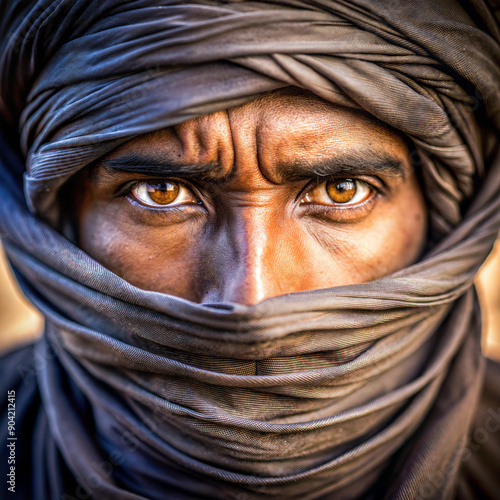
[0,0,500,499]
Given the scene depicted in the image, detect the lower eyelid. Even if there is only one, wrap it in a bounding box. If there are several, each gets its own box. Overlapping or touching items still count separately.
[124,194,207,224]
[298,190,379,222]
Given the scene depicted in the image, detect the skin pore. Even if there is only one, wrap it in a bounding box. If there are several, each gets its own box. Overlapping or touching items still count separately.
[75,89,427,306]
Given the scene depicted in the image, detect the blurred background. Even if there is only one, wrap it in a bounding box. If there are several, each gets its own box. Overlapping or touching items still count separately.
[0,239,499,358]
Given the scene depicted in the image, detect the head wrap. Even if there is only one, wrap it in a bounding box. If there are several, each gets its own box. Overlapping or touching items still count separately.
[0,1,499,499]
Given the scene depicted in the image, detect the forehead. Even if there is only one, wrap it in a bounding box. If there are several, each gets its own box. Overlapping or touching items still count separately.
[100,88,411,185]
[111,88,406,149]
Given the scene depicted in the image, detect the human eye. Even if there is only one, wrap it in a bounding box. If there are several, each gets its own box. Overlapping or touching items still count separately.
[300,178,375,207]
[129,179,200,208]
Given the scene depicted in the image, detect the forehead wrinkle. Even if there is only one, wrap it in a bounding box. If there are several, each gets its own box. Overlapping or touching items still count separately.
[175,111,236,182]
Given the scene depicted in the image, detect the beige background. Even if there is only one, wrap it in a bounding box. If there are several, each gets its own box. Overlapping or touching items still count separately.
[1,240,499,359]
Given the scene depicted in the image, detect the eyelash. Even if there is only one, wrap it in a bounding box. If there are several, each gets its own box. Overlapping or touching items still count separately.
[115,178,193,198]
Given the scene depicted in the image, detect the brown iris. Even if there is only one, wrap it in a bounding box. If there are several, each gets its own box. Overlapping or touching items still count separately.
[326,179,356,203]
[146,182,180,205]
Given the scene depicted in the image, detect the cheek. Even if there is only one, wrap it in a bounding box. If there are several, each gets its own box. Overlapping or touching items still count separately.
[342,181,427,281]
[78,201,206,297]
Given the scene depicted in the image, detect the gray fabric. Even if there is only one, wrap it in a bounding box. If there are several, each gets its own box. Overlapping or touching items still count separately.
[0,1,499,498]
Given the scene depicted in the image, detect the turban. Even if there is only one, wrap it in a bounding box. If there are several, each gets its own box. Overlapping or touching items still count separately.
[0,1,500,499]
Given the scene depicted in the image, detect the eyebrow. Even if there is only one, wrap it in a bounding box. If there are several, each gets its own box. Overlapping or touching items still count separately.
[101,155,226,180]
[275,152,406,183]
[100,150,406,183]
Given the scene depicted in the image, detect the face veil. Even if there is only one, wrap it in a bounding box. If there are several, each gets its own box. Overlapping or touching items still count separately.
[0,1,500,499]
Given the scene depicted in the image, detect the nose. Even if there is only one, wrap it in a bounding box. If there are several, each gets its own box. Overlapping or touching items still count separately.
[201,206,309,306]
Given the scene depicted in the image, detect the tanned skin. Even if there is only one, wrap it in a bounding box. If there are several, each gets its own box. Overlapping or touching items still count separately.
[76,89,427,306]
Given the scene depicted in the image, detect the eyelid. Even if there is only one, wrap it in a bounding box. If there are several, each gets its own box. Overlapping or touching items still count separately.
[115,177,198,198]
[298,177,379,206]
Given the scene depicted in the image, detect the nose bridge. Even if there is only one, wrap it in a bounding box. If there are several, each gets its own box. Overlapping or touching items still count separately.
[216,204,284,306]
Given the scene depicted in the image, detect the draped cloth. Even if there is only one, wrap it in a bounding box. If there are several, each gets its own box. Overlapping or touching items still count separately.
[0,0,500,498]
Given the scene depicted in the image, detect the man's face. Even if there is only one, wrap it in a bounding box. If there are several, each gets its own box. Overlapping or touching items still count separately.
[75,89,427,305]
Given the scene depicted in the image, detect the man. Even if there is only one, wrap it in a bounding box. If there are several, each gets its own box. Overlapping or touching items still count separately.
[0,1,499,499]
